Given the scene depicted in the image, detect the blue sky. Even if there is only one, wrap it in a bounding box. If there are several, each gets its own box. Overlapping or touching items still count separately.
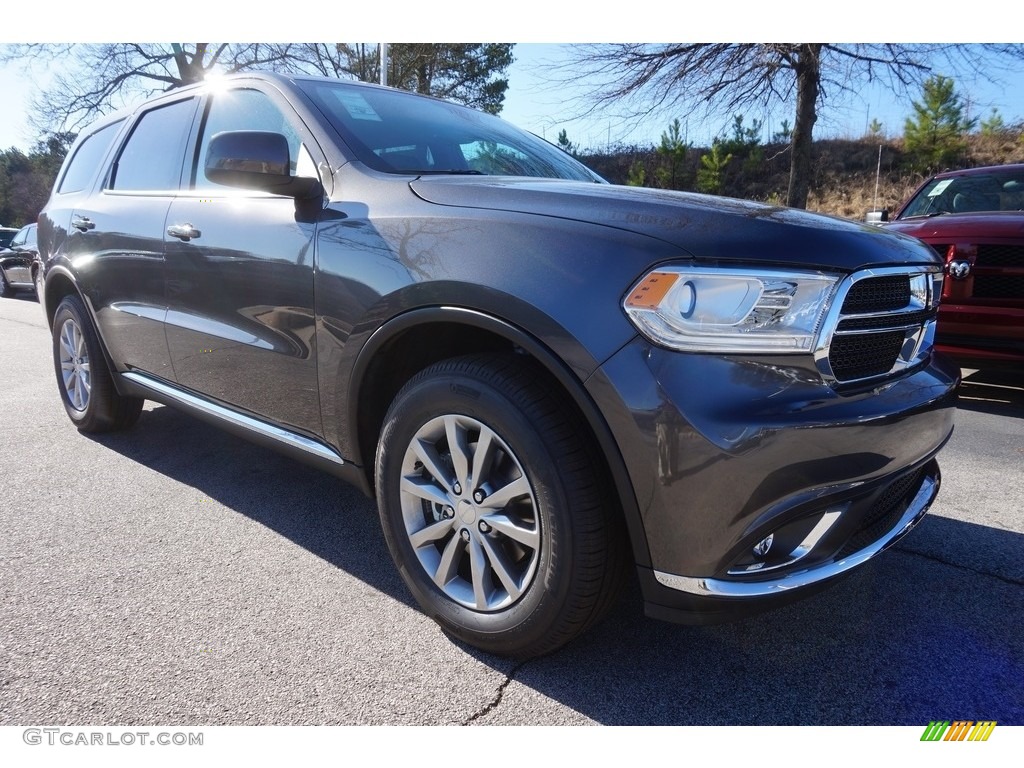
[500,44,1024,151]
[2,6,1021,153]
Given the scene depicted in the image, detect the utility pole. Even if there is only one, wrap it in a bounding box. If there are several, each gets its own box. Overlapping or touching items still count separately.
[380,44,388,87]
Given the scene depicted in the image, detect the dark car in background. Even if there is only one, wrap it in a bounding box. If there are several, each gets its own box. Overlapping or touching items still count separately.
[885,164,1024,369]
[36,72,958,658]
[0,223,39,297]
[0,226,19,249]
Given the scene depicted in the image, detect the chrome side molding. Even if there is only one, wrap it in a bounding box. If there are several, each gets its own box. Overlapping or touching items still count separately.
[121,371,345,467]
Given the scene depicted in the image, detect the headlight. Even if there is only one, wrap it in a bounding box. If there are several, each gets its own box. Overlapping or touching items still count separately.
[623,266,841,353]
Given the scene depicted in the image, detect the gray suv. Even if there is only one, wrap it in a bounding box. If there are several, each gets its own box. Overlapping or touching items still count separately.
[37,72,958,658]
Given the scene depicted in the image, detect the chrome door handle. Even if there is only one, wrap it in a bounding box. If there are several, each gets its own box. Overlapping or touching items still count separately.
[167,224,201,241]
[71,215,95,231]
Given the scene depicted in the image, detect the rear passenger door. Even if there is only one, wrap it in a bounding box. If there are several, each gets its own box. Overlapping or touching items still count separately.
[63,96,199,380]
[163,85,324,436]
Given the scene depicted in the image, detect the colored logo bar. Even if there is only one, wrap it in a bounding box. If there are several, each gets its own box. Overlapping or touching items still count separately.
[921,721,997,741]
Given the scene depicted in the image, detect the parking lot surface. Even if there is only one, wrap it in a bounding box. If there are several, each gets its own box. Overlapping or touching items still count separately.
[1,293,1021,726]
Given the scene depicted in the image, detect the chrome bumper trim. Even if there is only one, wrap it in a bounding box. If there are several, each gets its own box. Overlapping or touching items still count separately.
[654,473,938,598]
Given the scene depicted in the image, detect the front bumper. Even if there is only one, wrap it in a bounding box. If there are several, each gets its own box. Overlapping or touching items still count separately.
[587,338,959,623]
[937,302,1024,366]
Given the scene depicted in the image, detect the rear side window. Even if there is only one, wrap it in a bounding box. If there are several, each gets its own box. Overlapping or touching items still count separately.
[57,120,124,194]
[111,98,197,191]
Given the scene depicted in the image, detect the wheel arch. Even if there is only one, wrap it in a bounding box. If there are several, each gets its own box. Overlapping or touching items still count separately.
[347,306,651,569]
[42,265,83,330]
[42,266,135,400]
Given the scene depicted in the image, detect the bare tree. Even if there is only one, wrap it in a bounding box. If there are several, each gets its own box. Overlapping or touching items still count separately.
[563,43,1024,208]
[1,43,515,137]
[284,44,515,114]
[1,44,301,134]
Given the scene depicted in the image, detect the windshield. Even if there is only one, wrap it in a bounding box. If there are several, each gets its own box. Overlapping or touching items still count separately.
[899,168,1024,218]
[298,80,603,183]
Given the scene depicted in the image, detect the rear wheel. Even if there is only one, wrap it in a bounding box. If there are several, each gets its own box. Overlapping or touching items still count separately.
[376,354,625,658]
[52,294,143,432]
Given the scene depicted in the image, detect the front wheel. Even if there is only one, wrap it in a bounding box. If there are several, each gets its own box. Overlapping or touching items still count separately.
[375,355,625,658]
[51,294,143,432]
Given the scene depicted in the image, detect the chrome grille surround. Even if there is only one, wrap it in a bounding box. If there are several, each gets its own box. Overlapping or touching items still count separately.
[813,266,944,385]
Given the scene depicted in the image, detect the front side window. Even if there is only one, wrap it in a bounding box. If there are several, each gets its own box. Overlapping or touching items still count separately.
[110,99,197,192]
[193,88,314,190]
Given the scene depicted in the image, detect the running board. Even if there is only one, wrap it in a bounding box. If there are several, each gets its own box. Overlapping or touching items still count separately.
[121,371,345,468]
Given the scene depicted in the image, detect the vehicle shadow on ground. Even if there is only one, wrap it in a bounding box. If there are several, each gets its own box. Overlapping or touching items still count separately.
[88,403,414,609]
[505,514,1023,725]
[957,368,1024,418]
[89,404,1024,726]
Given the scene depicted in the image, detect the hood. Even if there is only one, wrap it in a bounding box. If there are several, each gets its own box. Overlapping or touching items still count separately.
[886,211,1024,241]
[410,177,940,272]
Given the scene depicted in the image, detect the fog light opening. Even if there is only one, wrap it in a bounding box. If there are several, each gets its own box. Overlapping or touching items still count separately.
[728,504,848,577]
[753,534,774,558]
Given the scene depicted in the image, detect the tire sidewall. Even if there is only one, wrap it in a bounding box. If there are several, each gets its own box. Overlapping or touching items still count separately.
[52,297,98,428]
[377,369,576,651]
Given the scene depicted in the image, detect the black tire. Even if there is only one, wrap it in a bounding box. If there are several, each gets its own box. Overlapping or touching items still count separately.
[375,354,626,658]
[0,269,12,298]
[51,294,144,432]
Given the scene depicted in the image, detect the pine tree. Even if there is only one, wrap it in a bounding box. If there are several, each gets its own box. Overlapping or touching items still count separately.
[903,76,975,171]
[696,141,732,194]
[655,119,690,189]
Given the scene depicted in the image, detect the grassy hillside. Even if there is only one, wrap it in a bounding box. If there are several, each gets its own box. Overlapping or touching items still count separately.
[579,129,1024,220]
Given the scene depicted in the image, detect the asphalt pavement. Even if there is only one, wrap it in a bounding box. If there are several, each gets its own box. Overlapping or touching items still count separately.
[1,292,1021,726]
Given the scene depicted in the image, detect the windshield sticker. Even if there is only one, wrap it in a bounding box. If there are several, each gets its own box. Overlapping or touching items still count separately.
[929,179,953,196]
[335,92,382,122]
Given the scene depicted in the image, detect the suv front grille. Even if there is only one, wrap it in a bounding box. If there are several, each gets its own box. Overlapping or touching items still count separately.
[842,275,911,313]
[816,267,943,385]
[828,331,908,380]
[975,244,1024,268]
[973,274,1024,299]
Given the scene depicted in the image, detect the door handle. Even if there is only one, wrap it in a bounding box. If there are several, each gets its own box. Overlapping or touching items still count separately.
[167,224,201,241]
[71,215,95,231]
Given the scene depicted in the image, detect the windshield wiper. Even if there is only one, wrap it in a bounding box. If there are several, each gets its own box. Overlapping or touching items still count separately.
[405,169,485,176]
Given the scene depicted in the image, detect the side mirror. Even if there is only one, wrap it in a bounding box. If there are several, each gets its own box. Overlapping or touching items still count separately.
[865,209,889,225]
[205,131,322,199]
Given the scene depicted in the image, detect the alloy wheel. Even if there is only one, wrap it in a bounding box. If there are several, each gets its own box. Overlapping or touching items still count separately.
[398,413,540,612]
[58,317,91,412]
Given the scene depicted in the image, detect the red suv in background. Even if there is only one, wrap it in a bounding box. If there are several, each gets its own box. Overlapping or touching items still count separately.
[885,164,1024,369]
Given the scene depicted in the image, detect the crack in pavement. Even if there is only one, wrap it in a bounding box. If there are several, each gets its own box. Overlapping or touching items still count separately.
[896,544,1024,588]
[462,661,528,725]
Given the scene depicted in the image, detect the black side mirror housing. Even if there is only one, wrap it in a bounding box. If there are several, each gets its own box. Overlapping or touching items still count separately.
[205,131,322,199]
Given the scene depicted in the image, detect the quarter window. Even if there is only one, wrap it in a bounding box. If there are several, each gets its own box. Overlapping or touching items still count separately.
[57,120,124,194]
[110,99,197,191]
